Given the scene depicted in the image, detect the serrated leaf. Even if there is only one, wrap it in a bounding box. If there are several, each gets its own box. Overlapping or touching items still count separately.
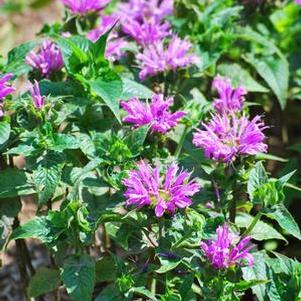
[95,256,116,283]
[10,217,51,243]
[89,75,123,122]
[242,252,269,301]
[130,287,157,300]
[0,121,10,148]
[264,204,301,240]
[61,255,95,301]
[0,169,35,199]
[121,78,153,100]
[236,212,287,242]
[244,54,289,109]
[51,134,80,152]
[248,162,268,198]
[28,267,61,298]
[156,258,182,274]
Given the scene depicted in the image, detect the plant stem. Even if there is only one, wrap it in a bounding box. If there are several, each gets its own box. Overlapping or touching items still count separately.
[175,125,188,158]
[229,198,236,223]
[242,211,263,238]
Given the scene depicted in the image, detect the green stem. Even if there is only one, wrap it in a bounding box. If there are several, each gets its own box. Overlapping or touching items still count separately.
[229,198,236,223]
[175,126,189,158]
[242,211,263,238]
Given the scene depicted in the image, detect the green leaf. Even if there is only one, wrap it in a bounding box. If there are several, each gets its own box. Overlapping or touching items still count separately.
[0,121,10,148]
[264,204,301,240]
[28,267,61,298]
[34,152,64,206]
[0,198,21,250]
[61,255,95,301]
[94,284,126,301]
[255,153,288,162]
[156,257,182,274]
[248,162,268,198]
[125,126,149,156]
[242,252,269,301]
[10,217,51,243]
[51,134,80,152]
[121,78,153,100]
[130,287,157,300]
[95,256,116,283]
[89,75,123,122]
[236,212,287,242]
[244,54,289,109]
[0,169,35,199]
[217,63,269,93]
[5,40,38,75]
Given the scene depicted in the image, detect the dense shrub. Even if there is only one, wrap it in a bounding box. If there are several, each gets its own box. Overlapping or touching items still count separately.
[0,0,301,300]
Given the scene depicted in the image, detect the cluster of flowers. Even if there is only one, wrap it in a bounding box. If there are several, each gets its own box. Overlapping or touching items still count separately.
[85,0,198,79]
[0,0,265,273]
[193,76,268,163]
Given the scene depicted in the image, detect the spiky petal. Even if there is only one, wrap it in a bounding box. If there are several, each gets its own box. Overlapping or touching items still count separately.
[26,40,64,77]
[193,113,268,163]
[0,73,15,117]
[200,224,254,269]
[60,0,111,15]
[29,80,45,109]
[123,161,200,217]
[121,94,186,134]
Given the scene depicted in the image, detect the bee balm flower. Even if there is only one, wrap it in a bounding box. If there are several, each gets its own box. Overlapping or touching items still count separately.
[192,114,267,163]
[137,36,199,80]
[212,75,247,114]
[0,73,15,117]
[121,94,186,134]
[200,224,254,269]
[123,161,200,217]
[29,80,45,109]
[60,0,111,15]
[26,40,64,78]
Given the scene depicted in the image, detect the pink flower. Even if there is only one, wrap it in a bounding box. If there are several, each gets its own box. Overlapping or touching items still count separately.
[123,161,200,217]
[26,40,64,77]
[118,0,173,23]
[60,0,110,15]
[121,94,186,134]
[137,36,199,80]
[192,114,268,163]
[212,75,247,114]
[0,73,15,117]
[295,0,301,4]
[122,19,170,46]
[29,80,45,109]
[200,224,254,269]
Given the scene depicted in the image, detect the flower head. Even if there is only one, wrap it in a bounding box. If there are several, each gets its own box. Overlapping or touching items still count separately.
[212,75,247,114]
[200,224,254,269]
[192,114,267,163]
[26,40,64,77]
[123,161,200,217]
[29,80,45,109]
[121,94,186,134]
[296,0,301,4]
[0,73,15,117]
[137,36,199,80]
[118,0,173,23]
[60,0,110,15]
[122,19,170,46]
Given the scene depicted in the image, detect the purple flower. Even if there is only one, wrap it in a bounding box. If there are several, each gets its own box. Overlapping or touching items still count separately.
[0,73,15,117]
[192,113,268,163]
[118,0,173,23]
[212,75,247,114]
[137,36,199,80]
[200,224,254,269]
[60,0,110,15]
[295,0,301,4]
[105,37,128,61]
[121,94,186,134]
[87,14,118,41]
[123,161,200,217]
[122,19,170,46]
[26,40,64,77]
[29,80,45,109]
